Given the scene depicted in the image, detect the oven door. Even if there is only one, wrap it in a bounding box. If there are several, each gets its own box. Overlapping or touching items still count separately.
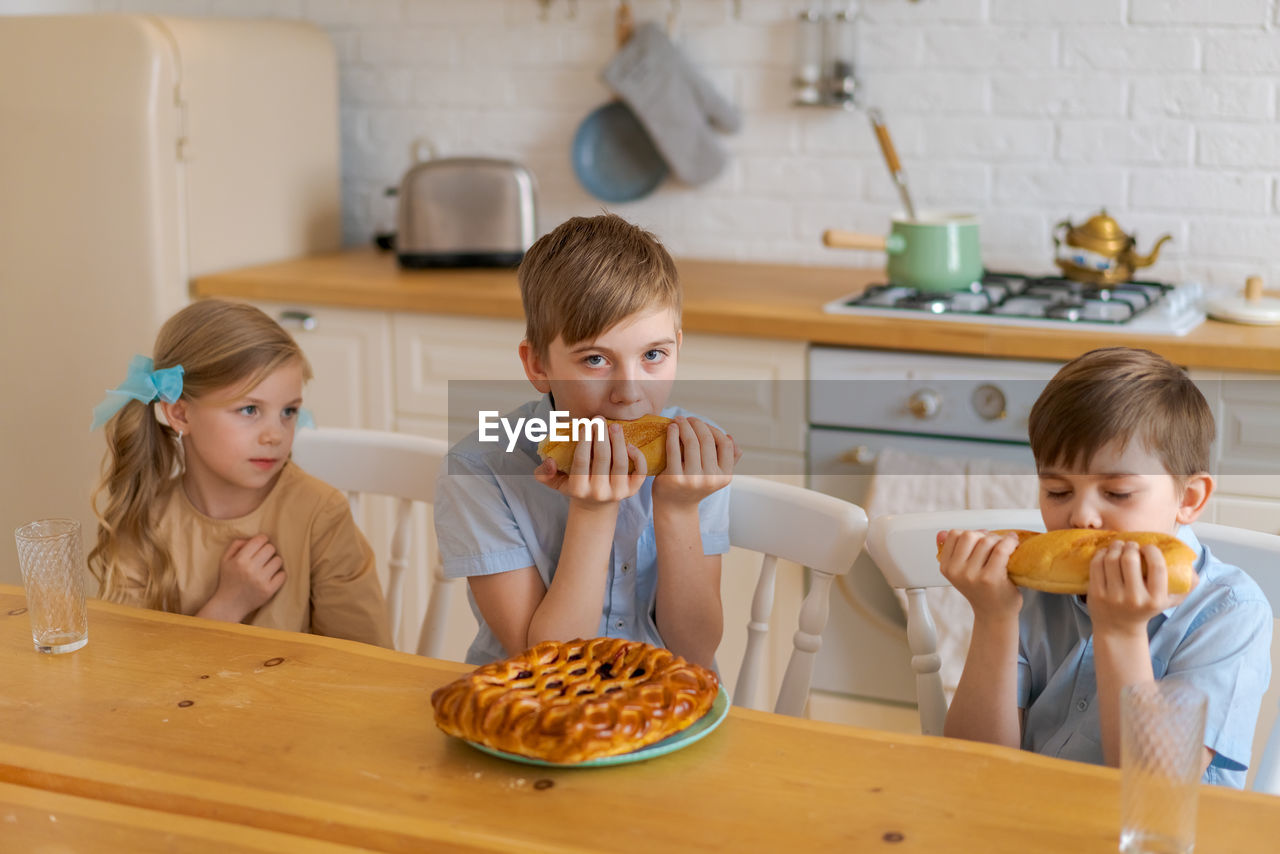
[807,426,1036,706]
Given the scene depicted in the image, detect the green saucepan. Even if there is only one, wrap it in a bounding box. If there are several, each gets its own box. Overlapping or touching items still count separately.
[823,212,983,292]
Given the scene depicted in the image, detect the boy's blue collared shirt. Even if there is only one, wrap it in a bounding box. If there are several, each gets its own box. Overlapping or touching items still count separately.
[1017,526,1273,788]
[434,395,731,666]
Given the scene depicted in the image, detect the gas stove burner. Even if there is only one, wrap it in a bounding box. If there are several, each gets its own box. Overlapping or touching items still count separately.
[893,289,992,314]
[823,271,1207,336]
[1045,298,1135,323]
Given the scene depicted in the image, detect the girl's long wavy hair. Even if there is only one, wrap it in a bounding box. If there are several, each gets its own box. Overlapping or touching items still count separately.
[88,300,311,609]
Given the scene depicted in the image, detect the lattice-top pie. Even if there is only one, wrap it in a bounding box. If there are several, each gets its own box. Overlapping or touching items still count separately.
[431,637,720,764]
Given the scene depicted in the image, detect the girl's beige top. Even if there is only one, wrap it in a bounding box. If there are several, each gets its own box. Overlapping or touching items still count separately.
[111,461,392,648]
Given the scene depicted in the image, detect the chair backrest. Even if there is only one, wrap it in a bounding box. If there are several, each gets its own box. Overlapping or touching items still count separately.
[291,428,452,655]
[728,475,868,717]
[866,508,1280,794]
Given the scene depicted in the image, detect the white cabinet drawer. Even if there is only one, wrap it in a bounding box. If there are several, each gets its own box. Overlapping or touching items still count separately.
[1191,369,1280,499]
[1207,495,1280,536]
[1217,376,1280,495]
[1215,474,1280,501]
[253,301,393,431]
[393,314,527,427]
[674,333,806,456]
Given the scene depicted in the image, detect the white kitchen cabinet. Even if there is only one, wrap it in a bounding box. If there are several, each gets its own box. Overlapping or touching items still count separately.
[392,314,527,441]
[675,332,807,482]
[253,301,394,431]
[1210,496,1280,536]
[1191,369,1280,533]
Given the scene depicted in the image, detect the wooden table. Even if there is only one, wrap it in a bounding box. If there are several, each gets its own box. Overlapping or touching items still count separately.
[0,781,367,853]
[3,586,1279,852]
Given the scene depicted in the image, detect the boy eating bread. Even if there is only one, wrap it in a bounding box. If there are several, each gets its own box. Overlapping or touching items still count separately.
[434,214,739,670]
[938,347,1271,787]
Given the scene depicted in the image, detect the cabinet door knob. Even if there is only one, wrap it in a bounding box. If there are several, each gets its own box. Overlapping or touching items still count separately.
[278,310,317,331]
[839,445,876,465]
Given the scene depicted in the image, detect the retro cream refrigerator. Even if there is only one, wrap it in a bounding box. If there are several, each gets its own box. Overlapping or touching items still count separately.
[0,14,342,584]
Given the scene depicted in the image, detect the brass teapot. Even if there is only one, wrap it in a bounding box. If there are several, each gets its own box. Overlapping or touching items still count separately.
[1052,210,1172,285]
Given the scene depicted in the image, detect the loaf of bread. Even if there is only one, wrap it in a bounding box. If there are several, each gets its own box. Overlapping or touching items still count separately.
[430,637,719,764]
[537,414,672,475]
[937,528,1196,595]
[934,529,1039,561]
[1008,529,1196,594]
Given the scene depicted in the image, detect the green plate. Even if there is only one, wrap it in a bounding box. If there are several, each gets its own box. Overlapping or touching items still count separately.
[462,684,730,768]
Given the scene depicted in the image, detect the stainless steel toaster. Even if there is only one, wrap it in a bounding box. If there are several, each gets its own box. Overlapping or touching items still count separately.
[396,157,537,268]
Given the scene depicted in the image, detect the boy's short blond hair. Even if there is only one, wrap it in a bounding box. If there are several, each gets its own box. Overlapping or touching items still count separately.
[518,214,681,357]
[1028,347,1214,479]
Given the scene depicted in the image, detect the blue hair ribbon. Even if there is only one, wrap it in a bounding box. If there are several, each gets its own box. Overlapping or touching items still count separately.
[90,355,185,430]
[297,408,317,430]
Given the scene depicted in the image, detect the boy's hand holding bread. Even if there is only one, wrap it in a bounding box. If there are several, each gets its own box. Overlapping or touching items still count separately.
[534,418,654,505]
[650,416,741,507]
[536,414,740,507]
[538,414,671,476]
[937,529,1026,619]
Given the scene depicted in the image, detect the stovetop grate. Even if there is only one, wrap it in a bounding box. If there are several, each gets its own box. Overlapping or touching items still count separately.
[823,272,1206,336]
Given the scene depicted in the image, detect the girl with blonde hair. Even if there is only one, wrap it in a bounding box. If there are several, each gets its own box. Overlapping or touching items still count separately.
[88,299,391,647]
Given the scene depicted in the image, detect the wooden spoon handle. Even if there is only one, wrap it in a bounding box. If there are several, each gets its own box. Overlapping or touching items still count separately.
[823,229,888,252]
[616,1,634,46]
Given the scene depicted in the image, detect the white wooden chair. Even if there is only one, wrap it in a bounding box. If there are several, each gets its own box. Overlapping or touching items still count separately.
[291,428,454,656]
[865,508,1280,794]
[728,475,868,717]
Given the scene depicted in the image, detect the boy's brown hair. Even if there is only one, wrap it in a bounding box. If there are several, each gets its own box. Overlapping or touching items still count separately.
[1028,347,1214,479]
[518,213,681,357]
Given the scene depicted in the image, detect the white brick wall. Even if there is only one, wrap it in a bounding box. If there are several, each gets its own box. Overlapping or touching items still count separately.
[7,0,1280,289]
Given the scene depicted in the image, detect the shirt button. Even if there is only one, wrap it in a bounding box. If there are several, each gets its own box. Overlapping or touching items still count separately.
[1076,699,1089,712]
[615,619,625,629]
[621,563,631,574]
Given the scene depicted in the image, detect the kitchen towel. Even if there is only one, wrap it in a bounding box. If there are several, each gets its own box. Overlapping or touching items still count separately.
[603,21,742,185]
[864,447,1038,704]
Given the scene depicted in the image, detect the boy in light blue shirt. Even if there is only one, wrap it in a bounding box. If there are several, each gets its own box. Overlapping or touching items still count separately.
[939,347,1271,787]
[435,214,739,669]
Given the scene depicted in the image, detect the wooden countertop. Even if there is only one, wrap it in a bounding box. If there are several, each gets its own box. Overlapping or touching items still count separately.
[192,249,1280,372]
[5,588,1280,853]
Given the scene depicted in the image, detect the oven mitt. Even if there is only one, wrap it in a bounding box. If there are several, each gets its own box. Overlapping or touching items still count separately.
[602,21,742,186]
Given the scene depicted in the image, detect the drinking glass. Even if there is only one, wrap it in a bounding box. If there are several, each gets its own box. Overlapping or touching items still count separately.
[13,518,89,654]
[1119,681,1208,854]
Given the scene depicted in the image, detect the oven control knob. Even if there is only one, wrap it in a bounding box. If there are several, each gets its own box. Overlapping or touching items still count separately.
[908,389,941,419]
[972,384,1007,421]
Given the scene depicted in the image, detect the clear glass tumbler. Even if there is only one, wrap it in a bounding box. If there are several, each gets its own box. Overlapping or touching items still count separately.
[14,518,88,654]
[1120,681,1208,854]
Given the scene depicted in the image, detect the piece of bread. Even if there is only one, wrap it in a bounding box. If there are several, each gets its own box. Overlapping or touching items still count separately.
[1006,529,1196,595]
[936,528,1196,595]
[537,414,672,475]
[430,637,719,764]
